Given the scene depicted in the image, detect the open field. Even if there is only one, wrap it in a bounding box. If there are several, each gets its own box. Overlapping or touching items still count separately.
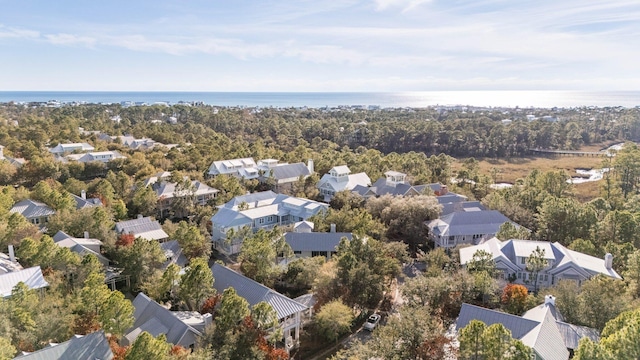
[453,145,613,202]
[468,155,606,184]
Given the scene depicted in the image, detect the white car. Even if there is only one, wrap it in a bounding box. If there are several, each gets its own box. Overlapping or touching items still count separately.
[364,313,381,331]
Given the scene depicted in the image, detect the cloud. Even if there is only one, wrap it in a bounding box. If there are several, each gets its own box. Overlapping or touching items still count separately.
[45,33,96,46]
[0,25,39,39]
[373,0,432,12]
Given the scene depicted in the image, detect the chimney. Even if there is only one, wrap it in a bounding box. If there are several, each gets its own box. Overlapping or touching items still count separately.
[84,231,89,239]
[203,312,213,326]
[544,295,556,306]
[307,159,314,174]
[605,253,613,270]
[137,214,144,219]
[330,224,336,233]
[440,185,448,195]
[8,245,16,263]
[0,145,4,159]
[81,190,86,200]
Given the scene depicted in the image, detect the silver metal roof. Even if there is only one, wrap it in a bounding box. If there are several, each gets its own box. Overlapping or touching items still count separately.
[0,266,49,297]
[14,331,113,360]
[284,232,352,252]
[10,199,55,219]
[211,264,308,320]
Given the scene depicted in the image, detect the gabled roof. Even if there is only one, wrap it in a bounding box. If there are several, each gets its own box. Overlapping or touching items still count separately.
[52,231,109,265]
[211,264,308,320]
[222,191,278,209]
[0,252,23,274]
[317,172,371,193]
[71,193,103,209]
[427,210,512,237]
[48,142,95,154]
[115,217,169,241]
[284,232,352,253]
[0,266,49,297]
[459,238,622,280]
[207,157,257,176]
[440,201,486,216]
[15,330,113,360]
[123,293,201,347]
[160,240,188,268]
[10,199,55,219]
[212,192,328,229]
[269,162,311,181]
[456,303,569,360]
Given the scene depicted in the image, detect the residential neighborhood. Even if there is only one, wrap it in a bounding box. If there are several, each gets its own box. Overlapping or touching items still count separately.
[0,102,639,359]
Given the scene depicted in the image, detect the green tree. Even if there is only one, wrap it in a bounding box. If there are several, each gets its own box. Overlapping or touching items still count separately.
[215,287,250,334]
[315,299,354,342]
[115,237,166,291]
[525,246,548,295]
[238,228,290,287]
[466,250,496,277]
[125,332,171,360]
[178,257,215,311]
[251,301,281,344]
[172,221,211,260]
[459,319,486,360]
[99,290,135,338]
[0,336,16,360]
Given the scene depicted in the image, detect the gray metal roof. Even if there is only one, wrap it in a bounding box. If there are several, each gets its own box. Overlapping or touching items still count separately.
[440,201,486,216]
[211,264,308,320]
[160,240,189,268]
[123,293,201,347]
[428,210,511,237]
[555,321,600,350]
[10,199,55,219]
[270,162,311,181]
[14,331,113,360]
[71,193,103,210]
[0,266,49,297]
[223,191,278,208]
[456,303,540,340]
[115,217,168,241]
[284,232,352,253]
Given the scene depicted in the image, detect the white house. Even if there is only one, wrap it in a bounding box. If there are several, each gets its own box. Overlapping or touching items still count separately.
[53,230,110,267]
[351,171,430,198]
[64,150,126,163]
[211,264,310,353]
[122,293,207,349]
[207,157,258,178]
[0,145,26,167]
[144,172,219,218]
[115,215,169,242]
[316,165,371,202]
[210,191,328,255]
[459,238,622,287]
[427,209,516,248]
[456,295,600,359]
[283,222,352,260]
[48,142,95,155]
[10,199,55,227]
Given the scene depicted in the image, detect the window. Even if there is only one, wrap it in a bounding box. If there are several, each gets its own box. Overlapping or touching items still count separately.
[293,251,301,255]
[259,218,264,224]
[517,272,522,279]
[521,257,526,264]
[32,218,40,225]
[312,251,328,257]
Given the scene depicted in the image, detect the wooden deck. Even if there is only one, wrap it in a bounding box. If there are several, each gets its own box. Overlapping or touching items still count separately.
[529,149,607,157]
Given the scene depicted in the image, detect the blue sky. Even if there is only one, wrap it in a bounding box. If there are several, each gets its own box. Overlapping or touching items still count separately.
[1,0,639,91]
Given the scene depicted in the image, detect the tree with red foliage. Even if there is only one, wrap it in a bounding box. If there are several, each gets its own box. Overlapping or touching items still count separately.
[107,335,128,360]
[116,233,135,247]
[501,283,530,315]
[200,295,220,315]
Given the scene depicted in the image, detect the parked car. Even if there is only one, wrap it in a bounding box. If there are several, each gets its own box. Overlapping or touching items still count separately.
[364,313,381,331]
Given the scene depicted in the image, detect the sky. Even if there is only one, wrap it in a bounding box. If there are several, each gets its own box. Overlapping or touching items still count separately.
[1,0,639,92]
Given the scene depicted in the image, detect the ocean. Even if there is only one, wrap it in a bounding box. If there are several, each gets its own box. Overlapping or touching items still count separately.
[0,90,638,108]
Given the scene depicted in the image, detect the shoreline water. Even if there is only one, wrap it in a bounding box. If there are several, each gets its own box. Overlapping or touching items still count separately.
[0,90,638,108]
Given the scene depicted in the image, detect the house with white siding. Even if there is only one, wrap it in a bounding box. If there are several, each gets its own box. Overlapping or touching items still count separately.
[211,263,310,353]
[211,191,328,255]
[316,165,371,202]
[459,238,622,288]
